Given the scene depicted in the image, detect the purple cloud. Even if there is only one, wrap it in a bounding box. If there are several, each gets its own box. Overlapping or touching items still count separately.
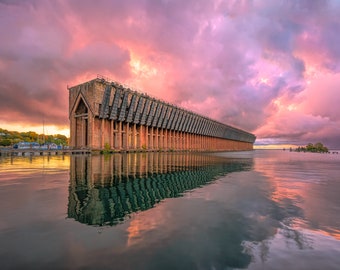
[0,0,339,147]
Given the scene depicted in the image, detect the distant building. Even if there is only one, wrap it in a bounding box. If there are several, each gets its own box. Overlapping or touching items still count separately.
[13,142,39,149]
[68,76,256,151]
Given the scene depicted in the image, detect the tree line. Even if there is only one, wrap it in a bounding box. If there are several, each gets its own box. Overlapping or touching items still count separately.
[294,142,329,153]
[0,128,68,147]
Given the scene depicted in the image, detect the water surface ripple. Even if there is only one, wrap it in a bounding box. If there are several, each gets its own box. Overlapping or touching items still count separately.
[1,150,340,270]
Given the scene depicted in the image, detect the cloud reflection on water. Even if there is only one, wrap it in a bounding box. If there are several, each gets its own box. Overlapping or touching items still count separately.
[1,151,340,269]
[67,151,332,269]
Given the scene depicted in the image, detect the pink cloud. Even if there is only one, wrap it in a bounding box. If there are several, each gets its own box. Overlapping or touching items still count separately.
[0,0,340,147]
[301,74,340,121]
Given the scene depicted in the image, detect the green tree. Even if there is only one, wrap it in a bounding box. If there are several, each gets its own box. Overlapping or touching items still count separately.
[0,128,69,146]
[303,142,328,153]
[306,143,314,152]
[0,138,11,146]
[314,142,328,153]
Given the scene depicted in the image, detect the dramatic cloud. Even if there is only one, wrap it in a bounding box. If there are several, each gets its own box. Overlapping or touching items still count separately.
[0,0,339,147]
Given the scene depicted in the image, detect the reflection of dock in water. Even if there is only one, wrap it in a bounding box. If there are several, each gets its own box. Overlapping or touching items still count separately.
[68,153,252,226]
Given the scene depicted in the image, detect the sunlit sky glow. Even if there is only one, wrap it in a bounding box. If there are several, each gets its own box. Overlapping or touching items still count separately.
[1,0,340,148]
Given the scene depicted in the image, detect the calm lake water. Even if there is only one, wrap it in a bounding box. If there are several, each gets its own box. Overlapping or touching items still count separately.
[1,150,340,270]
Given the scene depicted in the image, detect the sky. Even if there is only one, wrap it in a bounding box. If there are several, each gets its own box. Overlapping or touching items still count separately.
[0,0,340,148]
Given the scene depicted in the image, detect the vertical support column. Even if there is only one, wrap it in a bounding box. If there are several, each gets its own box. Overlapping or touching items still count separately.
[100,118,104,149]
[70,116,75,148]
[185,132,190,150]
[198,134,200,150]
[145,126,149,150]
[140,125,146,150]
[200,134,202,150]
[117,121,122,150]
[194,134,196,150]
[136,124,141,149]
[110,120,114,149]
[164,129,168,150]
[136,125,141,149]
[190,133,193,150]
[149,127,154,150]
[182,132,185,151]
[175,130,177,150]
[176,131,181,150]
[178,131,181,150]
[187,132,190,150]
[198,134,203,150]
[184,132,187,150]
[162,129,165,150]
[155,128,159,150]
[88,117,93,149]
[194,134,197,150]
[179,131,182,150]
[195,134,198,150]
[122,123,129,150]
[132,124,137,150]
[179,131,181,150]
[169,129,172,150]
[174,130,177,150]
[159,128,163,150]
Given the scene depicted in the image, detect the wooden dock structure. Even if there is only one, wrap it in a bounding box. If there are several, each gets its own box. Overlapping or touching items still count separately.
[0,149,91,157]
[68,75,256,152]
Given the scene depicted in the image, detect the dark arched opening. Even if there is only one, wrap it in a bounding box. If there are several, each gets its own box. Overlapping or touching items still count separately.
[74,98,89,148]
